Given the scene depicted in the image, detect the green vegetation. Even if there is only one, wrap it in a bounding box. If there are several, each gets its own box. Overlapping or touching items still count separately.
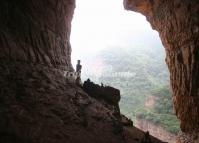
[81,45,180,134]
[136,86,180,134]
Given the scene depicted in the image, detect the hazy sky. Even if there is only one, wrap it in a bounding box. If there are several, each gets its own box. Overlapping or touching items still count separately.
[71,0,163,65]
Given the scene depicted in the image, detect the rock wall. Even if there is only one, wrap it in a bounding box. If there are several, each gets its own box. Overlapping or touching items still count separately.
[0,0,164,143]
[0,0,75,70]
[0,60,127,143]
[0,0,198,142]
[124,0,199,133]
[136,118,176,143]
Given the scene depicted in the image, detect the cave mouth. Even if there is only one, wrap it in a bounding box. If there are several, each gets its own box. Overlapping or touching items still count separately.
[71,0,180,142]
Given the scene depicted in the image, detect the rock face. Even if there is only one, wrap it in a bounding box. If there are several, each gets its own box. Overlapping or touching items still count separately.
[0,0,164,143]
[0,60,127,143]
[0,0,198,142]
[0,0,74,70]
[83,79,121,108]
[124,0,199,134]
[136,118,176,143]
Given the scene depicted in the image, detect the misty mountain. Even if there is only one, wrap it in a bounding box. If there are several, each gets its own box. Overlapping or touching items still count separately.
[80,45,179,134]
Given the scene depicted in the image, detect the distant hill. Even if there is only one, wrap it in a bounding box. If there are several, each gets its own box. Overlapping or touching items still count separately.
[80,45,180,134]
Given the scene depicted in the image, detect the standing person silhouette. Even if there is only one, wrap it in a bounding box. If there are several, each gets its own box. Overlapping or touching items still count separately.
[76,60,82,85]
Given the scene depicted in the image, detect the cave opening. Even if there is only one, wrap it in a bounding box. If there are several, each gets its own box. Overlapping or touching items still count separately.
[71,0,180,142]
[0,0,198,142]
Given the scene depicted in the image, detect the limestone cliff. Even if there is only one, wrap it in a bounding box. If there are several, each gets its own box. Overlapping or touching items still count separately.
[124,0,199,134]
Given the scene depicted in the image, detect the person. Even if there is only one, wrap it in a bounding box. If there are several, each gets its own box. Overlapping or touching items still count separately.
[76,60,82,85]
[141,131,152,143]
[76,60,82,73]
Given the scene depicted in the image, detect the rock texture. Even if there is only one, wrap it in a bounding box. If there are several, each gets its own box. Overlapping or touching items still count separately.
[136,118,176,143]
[0,60,163,143]
[124,0,199,134]
[83,79,121,108]
[0,60,126,143]
[1,0,198,142]
[0,0,74,70]
[0,0,164,143]
[176,132,199,143]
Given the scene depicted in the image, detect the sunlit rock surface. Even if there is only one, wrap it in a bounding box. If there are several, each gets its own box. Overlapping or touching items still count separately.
[124,0,199,139]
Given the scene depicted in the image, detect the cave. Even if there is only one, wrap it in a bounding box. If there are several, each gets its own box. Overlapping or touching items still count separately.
[0,0,198,143]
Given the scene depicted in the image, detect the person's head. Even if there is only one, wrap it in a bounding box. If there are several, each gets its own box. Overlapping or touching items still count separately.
[77,60,81,64]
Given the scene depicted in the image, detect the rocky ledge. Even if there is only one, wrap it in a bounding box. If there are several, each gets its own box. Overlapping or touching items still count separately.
[0,60,164,143]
